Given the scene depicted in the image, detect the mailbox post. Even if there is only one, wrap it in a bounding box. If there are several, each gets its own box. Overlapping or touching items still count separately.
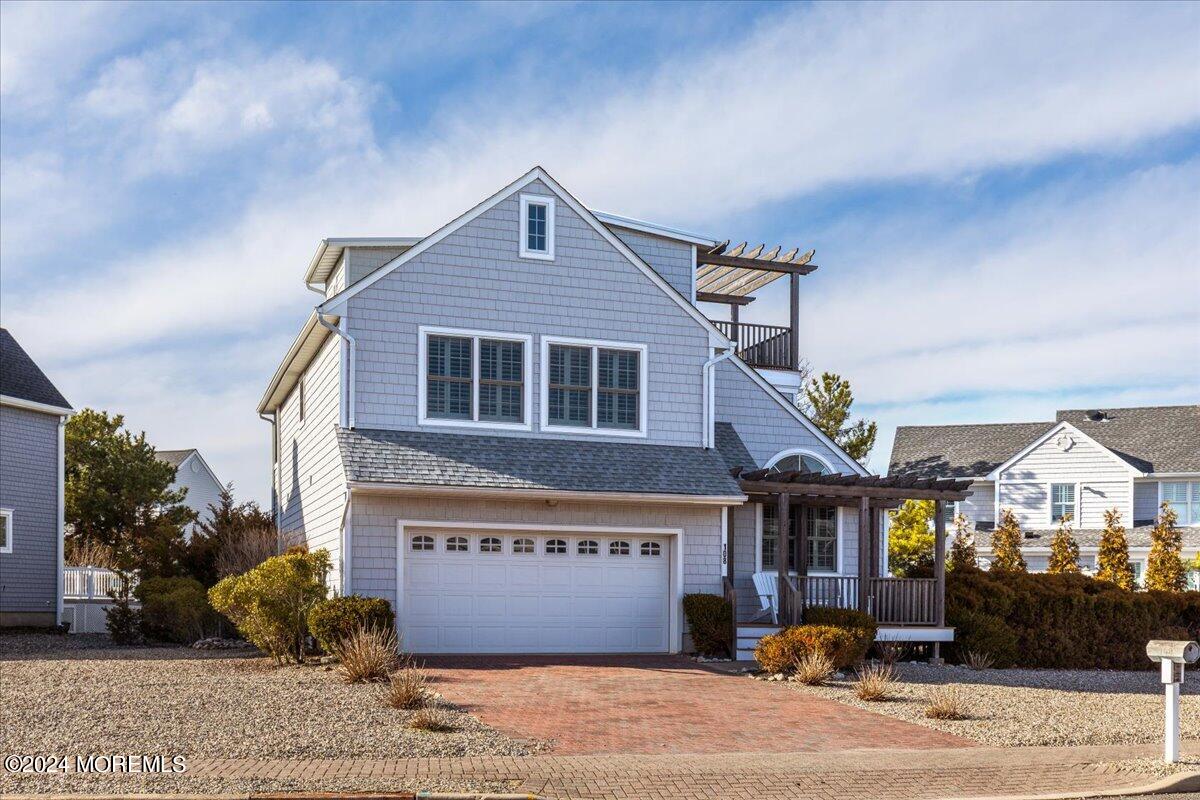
[1146,639,1200,764]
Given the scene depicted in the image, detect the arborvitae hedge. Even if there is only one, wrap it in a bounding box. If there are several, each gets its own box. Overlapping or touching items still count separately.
[947,570,1200,670]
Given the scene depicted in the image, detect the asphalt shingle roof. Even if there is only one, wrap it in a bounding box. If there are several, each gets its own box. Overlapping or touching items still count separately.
[889,406,1199,479]
[714,421,757,472]
[889,422,1053,479]
[0,328,70,410]
[337,427,745,497]
[156,449,197,469]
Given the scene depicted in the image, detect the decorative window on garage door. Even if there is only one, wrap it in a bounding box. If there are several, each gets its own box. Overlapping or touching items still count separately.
[609,540,630,556]
[512,537,535,554]
[578,539,599,555]
[411,535,434,551]
[446,536,468,552]
[546,538,567,554]
[640,541,661,557]
[480,536,502,553]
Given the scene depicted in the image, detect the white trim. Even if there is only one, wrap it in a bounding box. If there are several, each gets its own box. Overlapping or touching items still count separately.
[540,335,649,438]
[1160,479,1200,526]
[591,210,718,247]
[1048,480,1080,526]
[395,519,686,653]
[418,326,534,432]
[56,419,65,624]
[0,395,72,417]
[765,447,834,474]
[318,166,732,346]
[690,244,698,303]
[0,508,13,555]
[304,237,423,286]
[258,311,332,414]
[725,357,869,476]
[518,193,556,261]
[348,481,743,506]
[985,421,1145,481]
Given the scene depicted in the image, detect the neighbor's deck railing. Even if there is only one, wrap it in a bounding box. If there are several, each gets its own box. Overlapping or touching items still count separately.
[63,566,128,600]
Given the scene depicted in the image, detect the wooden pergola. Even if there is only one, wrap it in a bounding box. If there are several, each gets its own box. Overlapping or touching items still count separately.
[722,468,973,649]
[696,241,818,371]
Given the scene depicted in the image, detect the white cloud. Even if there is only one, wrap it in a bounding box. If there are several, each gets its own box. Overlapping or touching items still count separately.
[2,1,1198,500]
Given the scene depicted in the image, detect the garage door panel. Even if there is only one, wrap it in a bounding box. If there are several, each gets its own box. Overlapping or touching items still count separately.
[404,531,670,654]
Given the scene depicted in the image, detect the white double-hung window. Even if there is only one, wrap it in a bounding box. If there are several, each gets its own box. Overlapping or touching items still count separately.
[1162,481,1200,525]
[519,194,555,260]
[419,327,532,430]
[1050,483,1076,523]
[541,337,647,437]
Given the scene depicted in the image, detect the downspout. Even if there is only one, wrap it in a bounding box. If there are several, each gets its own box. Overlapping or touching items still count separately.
[258,411,281,540]
[317,313,355,429]
[702,346,734,449]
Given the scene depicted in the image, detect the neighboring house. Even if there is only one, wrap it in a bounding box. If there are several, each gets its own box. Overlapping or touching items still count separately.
[0,328,72,627]
[258,166,968,657]
[889,405,1200,587]
[157,448,224,538]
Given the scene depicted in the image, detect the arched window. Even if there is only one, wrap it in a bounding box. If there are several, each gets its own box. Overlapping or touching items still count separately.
[640,541,661,557]
[512,537,535,554]
[767,450,832,475]
[609,540,630,556]
[411,535,434,551]
[446,535,468,552]
[546,538,567,554]
[480,536,502,553]
[578,539,599,555]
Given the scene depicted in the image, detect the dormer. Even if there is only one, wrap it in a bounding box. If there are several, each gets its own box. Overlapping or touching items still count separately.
[305,238,422,297]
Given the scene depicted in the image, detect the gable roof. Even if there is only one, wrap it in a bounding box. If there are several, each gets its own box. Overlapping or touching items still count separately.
[0,328,71,413]
[337,427,744,500]
[317,166,731,346]
[984,420,1145,480]
[890,404,1200,479]
[156,448,197,469]
[1055,406,1200,473]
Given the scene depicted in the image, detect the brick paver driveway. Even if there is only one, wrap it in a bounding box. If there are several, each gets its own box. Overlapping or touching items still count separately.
[421,654,971,755]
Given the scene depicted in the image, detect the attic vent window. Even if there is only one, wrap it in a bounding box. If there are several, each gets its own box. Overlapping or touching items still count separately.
[519,194,555,260]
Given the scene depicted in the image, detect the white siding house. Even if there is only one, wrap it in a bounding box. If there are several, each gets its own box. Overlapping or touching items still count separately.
[156,449,224,539]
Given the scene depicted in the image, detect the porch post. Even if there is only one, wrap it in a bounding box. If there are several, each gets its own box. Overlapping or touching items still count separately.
[777,492,790,623]
[730,303,740,349]
[869,507,880,578]
[796,503,809,611]
[934,500,946,626]
[857,496,870,613]
[789,272,800,369]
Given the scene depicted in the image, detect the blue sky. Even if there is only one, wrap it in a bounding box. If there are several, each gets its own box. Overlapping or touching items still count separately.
[2,1,1198,505]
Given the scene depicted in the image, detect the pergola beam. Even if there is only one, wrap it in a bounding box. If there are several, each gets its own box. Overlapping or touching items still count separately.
[696,291,756,306]
[697,252,819,275]
[739,480,971,502]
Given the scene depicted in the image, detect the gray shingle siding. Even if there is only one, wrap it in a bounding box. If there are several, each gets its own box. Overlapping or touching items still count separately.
[609,228,694,300]
[0,406,60,617]
[346,179,710,446]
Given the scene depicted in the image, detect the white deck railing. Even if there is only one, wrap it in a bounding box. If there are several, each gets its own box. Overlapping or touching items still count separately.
[63,566,128,600]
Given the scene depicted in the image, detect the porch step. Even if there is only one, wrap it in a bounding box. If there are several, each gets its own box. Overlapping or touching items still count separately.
[735,624,780,661]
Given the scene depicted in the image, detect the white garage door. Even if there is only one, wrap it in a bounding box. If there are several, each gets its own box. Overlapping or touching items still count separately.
[402,530,671,654]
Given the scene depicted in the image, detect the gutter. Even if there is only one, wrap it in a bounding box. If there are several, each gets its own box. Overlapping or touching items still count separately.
[258,412,281,534]
[317,314,356,429]
[701,346,735,449]
[346,482,745,506]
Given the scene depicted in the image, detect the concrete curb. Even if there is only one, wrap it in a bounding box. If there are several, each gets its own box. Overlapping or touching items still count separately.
[958,769,1200,799]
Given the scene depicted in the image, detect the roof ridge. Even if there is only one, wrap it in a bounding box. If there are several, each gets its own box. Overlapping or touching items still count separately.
[896,420,1051,430]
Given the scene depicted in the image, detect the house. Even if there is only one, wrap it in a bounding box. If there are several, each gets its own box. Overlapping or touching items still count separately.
[258,167,970,657]
[889,405,1200,586]
[157,448,224,538]
[0,328,72,628]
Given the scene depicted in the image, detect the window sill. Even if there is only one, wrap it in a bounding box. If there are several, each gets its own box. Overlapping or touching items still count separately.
[518,249,555,261]
[419,417,533,433]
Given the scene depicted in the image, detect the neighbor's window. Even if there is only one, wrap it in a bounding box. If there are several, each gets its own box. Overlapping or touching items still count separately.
[1162,481,1200,525]
[0,509,12,554]
[423,329,528,427]
[1050,483,1076,523]
[1132,560,1146,588]
[519,194,555,259]
[545,340,644,434]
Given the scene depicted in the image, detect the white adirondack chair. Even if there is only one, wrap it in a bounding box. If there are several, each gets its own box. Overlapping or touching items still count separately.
[751,571,778,624]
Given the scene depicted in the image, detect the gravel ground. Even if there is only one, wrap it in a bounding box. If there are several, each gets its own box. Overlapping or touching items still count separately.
[792,661,1200,747]
[0,633,541,794]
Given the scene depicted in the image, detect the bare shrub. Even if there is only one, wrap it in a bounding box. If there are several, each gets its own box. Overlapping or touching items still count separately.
[65,538,119,570]
[410,704,456,732]
[216,526,279,579]
[792,651,835,686]
[876,640,909,665]
[853,662,897,701]
[963,649,994,671]
[384,667,430,710]
[334,625,399,683]
[925,685,968,720]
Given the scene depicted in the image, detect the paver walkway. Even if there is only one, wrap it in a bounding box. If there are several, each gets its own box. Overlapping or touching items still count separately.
[420,654,970,754]
[182,744,1200,800]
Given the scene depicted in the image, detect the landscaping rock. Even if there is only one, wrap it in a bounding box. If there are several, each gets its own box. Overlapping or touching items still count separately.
[192,637,253,650]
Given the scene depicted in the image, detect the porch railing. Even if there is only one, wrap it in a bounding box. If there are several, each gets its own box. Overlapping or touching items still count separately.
[63,566,127,600]
[772,575,936,626]
[709,320,794,370]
